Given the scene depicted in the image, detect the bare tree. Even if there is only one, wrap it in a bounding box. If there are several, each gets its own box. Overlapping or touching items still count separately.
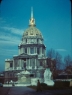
[64,55,71,67]
[55,52,62,70]
[47,49,62,70]
[47,48,55,58]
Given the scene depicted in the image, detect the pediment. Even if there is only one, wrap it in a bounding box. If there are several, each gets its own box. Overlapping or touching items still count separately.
[14,53,38,59]
[19,53,29,56]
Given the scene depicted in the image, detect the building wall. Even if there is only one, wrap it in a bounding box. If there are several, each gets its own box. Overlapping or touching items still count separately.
[5,59,13,71]
[5,13,47,81]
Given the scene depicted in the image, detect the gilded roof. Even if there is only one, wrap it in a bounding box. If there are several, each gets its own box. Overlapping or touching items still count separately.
[22,7,43,39]
[23,26,43,38]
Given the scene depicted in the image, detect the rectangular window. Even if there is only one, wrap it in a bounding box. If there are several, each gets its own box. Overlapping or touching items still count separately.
[26,39,27,43]
[37,39,38,43]
[30,47,34,54]
[40,61,42,66]
[31,39,34,43]
[23,62,26,68]
[25,48,27,53]
[10,62,13,67]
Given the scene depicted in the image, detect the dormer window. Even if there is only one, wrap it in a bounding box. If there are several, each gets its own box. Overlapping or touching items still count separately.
[30,31,33,35]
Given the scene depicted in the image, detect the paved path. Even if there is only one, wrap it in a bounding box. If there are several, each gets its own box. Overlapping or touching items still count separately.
[7,87,54,95]
[7,87,72,95]
[8,87,35,95]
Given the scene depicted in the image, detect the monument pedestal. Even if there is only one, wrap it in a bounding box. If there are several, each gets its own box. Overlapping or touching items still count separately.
[44,79,54,86]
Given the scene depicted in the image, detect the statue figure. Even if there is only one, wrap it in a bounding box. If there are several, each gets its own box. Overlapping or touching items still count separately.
[44,68,54,86]
[44,68,52,80]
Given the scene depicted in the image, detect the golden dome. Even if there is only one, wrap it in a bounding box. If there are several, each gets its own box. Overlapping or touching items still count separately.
[22,7,43,39]
[23,26,43,38]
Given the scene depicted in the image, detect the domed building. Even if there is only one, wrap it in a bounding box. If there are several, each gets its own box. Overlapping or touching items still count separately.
[5,8,47,83]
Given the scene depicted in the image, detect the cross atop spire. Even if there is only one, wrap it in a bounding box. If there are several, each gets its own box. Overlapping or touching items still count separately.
[29,7,36,26]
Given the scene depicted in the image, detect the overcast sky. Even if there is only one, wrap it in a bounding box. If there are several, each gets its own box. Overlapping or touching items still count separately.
[0,0,71,71]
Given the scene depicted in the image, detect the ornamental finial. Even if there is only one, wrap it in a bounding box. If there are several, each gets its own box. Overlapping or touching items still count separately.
[29,7,36,26]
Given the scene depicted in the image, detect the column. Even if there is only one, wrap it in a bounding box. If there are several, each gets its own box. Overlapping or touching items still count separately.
[45,59,46,67]
[21,48,22,54]
[26,47,28,54]
[23,48,25,53]
[35,47,37,54]
[22,60,24,69]
[30,59,32,69]
[41,47,42,55]
[13,59,14,70]
[29,59,30,69]
[28,47,30,54]
[22,47,24,53]
[20,59,22,70]
[34,47,35,54]
[21,47,23,54]
[35,59,37,69]
[26,59,28,69]
[27,47,29,54]
[27,47,30,54]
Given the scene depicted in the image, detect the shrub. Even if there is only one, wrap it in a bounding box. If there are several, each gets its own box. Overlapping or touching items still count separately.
[54,81,70,87]
[40,83,47,87]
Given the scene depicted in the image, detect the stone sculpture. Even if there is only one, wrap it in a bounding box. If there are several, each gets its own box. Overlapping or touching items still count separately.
[44,68,54,86]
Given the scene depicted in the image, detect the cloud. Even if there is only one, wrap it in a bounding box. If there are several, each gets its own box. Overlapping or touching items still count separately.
[0,49,18,56]
[0,26,24,57]
[0,17,3,20]
[55,49,67,52]
[1,26,24,35]
[0,17,6,24]
[0,34,21,45]
[0,26,24,45]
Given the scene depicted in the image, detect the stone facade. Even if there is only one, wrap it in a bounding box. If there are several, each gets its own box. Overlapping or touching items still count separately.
[5,8,47,83]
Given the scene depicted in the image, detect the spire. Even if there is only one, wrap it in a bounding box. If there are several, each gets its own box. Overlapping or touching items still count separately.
[29,7,36,26]
[31,7,33,18]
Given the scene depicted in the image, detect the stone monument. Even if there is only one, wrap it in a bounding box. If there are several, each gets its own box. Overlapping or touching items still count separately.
[44,68,54,86]
[17,70,31,84]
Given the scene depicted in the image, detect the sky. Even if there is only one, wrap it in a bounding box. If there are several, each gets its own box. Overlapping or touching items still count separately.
[0,0,71,71]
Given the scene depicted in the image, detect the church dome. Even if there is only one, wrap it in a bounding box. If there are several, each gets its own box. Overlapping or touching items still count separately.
[22,7,43,39]
[23,26,43,38]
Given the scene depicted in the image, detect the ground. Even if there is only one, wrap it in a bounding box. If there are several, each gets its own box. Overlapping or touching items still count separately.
[0,86,72,95]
